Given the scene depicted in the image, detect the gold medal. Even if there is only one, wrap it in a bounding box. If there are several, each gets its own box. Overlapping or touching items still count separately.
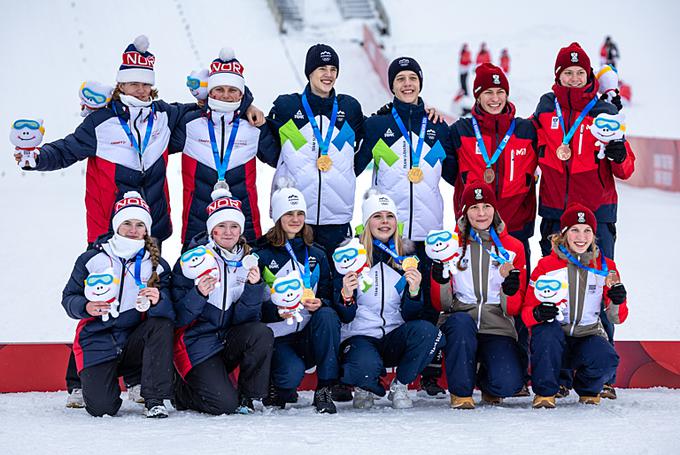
[317,155,332,172]
[408,167,423,183]
[483,167,495,184]
[605,270,620,288]
[499,261,514,278]
[401,256,420,271]
[556,143,572,161]
[302,288,316,301]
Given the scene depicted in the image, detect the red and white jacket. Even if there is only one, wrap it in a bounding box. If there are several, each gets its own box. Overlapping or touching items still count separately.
[522,245,629,338]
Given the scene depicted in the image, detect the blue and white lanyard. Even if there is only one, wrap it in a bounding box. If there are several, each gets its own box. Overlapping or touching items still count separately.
[469,228,511,264]
[207,113,240,181]
[391,107,427,169]
[284,241,311,288]
[301,93,338,155]
[112,103,155,156]
[553,96,598,145]
[471,117,516,169]
[558,245,608,277]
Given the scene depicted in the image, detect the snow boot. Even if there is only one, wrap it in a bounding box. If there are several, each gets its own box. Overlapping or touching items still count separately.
[513,383,531,397]
[601,383,617,400]
[352,387,375,409]
[313,386,337,414]
[481,392,503,405]
[388,379,413,409]
[127,384,144,404]
[236,394,255,414]
[262,383,287,409]
[331,383,353,402]
[579,394,601,405]
[66,388,85,409]
[532,395,556,409]
[556,385,571,399]
[418,376,447,399]
[145,400,169,418]
[450,395,475,409]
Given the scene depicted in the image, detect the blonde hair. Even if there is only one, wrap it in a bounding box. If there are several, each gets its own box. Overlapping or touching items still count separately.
[143,235,160,288]
[112,84,159,102]
[360,222,403,269]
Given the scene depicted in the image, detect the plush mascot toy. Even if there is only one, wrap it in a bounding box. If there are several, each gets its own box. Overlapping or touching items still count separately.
[9,118,44,168]
[591,112,626,160]
[79,81,113,117]
[424,229,460,279]
[333,238,373,291]
[84,268,120,322]
[533,269,568,322]
[180,245,220,287]
[270,271,305,325]
[186,69,209,101]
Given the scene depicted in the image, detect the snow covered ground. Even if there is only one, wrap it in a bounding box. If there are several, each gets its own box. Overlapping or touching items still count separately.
[1,389,679,454]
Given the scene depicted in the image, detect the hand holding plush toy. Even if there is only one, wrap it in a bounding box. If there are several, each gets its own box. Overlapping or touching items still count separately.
[180,245,220,288]
[79,81,113,117]
[424,229,460,279]
[84,268,120,322]
[591,113,626,160]
[10,119,44,169]
[533,270,569,323]
[270,271,305,325]
[333,238,373,291]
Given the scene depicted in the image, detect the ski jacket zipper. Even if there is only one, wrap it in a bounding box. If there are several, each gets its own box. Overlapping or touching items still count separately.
[379,263,386,337]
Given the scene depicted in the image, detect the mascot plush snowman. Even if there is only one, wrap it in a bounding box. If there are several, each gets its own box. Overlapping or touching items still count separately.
[180,245,221,287]
[9,119,44,168]
[533,269,569,322]
[79,81,113,117]
[270,271,305,325]
[84,268,120,322]
[186,69,209,101]
[591,112,626,160]
[424,229,460,279]
[333,238,373,291]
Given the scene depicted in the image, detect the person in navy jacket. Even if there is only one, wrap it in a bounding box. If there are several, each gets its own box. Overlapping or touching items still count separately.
[252,179,341,414]
[332,189,443,409]
[62,192,174,418]
[173,48,280,249]
[172,185,274,415]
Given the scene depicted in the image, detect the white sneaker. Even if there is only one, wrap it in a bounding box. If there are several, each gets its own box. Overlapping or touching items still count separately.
[145,404,169,418]
[127,384,144,404]
[388,379,413,409]
[352,387,375,409]
[66,388,85,408]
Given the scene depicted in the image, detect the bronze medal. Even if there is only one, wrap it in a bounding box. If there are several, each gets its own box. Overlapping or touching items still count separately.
[499,261,514,278]
[317,155,332,172]
[605,270,620,288]
[408,167,423,183]
[302,288,316,301]
[483,167,495,184]
[556,143,572,161]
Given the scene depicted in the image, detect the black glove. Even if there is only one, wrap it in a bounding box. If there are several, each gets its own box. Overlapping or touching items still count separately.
[374,102,393,116]
[604,140,627,164]
[431,260,449,285]
[501,269,521,296]
[607,283,627,305]
[600,89,623,111]
[533,303,559,322]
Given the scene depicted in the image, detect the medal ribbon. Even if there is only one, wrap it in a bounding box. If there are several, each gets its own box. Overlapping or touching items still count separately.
[392,107,427,169]
[284,241,311,288]
[471,117,516,169]
[207,113,240,181]
[372,239,405,264]
[133,248,147,290]
[470,228,511,264]
[301,93,338,156]
[112,103,155,156]
[558,245,608,277]
[554,96,598,145]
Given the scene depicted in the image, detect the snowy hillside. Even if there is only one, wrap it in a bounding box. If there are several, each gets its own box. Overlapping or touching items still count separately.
[1,0,679,344]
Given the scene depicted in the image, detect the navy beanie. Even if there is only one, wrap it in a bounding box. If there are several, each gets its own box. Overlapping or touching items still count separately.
[388,57,423,91]
[304,44,340,79]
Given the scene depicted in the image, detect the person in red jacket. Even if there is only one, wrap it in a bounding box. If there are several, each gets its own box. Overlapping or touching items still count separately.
[522,204,628,409]
[431,182,526,409]
[459,43,472,96]
[499,48,510,74]
[476,42,491,66]
[532,42,635,260]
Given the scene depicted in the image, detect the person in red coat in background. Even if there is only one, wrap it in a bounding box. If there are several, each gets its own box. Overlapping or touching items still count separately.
[431,181,527,409]
[500,48,510,74]
[459,43,472,96]
[522,204,628,409]
[476,42,491,66]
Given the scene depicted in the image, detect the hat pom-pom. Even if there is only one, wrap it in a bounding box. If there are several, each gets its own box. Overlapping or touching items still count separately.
[123,191,143,199]
[273,175,297,192]
[134,35,150,53]
[219,47,235,61]
[363,187,381,200]
[211,181,232,201]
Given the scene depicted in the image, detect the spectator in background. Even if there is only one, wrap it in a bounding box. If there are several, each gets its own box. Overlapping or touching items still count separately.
[476,42,491,66]
[500,49,510,74]
[459,43,472,96]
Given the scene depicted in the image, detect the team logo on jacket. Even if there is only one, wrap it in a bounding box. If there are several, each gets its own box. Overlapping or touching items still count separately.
[577,211,586,223]
[492,74,501,85]
[294,110,304,120]
[398,58,410,67]
[288,194,300,206]
[512,147,527,156]
[320,50,332,62]
[268,259,279,270]
[551,117,560,129]
[570,52,579,63]
[337,110,345,122]
[384,128,394,138]
[474,188,483,200]
[426,128,436,141]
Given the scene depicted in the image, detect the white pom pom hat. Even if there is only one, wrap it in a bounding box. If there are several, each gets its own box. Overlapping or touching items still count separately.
[112,191,153,233]
[116,35,155,85]
[270,177,307,223]
[206,181,245,235]
[208,47,245,93]
[362,188,397,226]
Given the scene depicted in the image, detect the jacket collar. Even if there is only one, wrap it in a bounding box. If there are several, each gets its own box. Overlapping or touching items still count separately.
[392,96,426,121]
[303,84,337,112]
[471,101,516,136]
[552,77,599,112]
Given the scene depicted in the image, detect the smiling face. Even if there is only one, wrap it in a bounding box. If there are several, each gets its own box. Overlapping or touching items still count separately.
[467,203,495,231]
[533,270,568,303]
[559,66,588,88]
[392,70,420,104]
[10,120,44,148]
[368,211,397,243]
[84,269,119,302]
[280,211,306,238]
[478,87,507,115]
[309,65,338,98]
[180,246,218,280]
[117,219,147,240]
[566,224,594,254]
[119,82,153,101]
[211,221,242,250]
[271,271,304,307]
[209,85,243,103]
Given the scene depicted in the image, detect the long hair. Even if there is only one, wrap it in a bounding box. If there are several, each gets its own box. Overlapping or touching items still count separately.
[549,230,597,255]
[111,84,159,102]
[143,235,160,288]
[456,211,503,271]
[265,219,314,248]
[361,223,403,269]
